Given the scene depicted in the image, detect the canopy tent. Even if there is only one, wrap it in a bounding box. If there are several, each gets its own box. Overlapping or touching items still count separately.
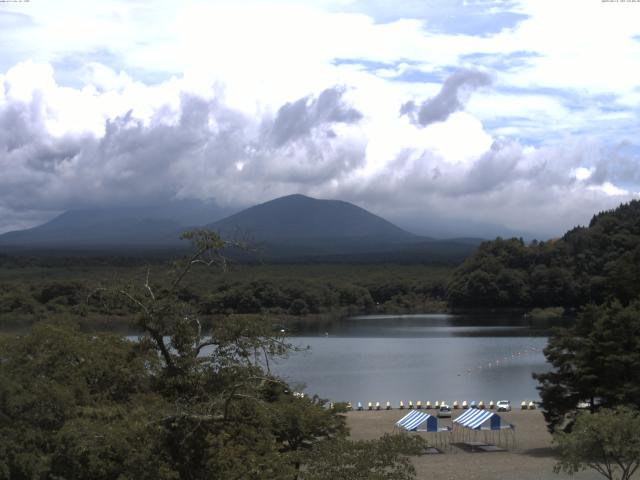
[452,409,516,449]
[395,410,451,451]
[453,409,502,430]
[396,410,437,432]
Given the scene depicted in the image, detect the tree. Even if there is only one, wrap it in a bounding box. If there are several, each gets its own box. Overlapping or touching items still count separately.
[289,298,310,316]
[0,231,303,479]
[0,321,170,479]
[447,200,640,310]
[1,230,426,479]
[554,407,640,480]
[534,301,640,432]
[300,433,426,480]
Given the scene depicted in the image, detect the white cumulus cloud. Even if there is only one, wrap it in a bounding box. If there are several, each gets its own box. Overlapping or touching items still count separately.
[0,0,639,238]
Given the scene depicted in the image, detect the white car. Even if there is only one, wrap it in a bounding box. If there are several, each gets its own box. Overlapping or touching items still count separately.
[496,400,511,412]
[437,405,452,418]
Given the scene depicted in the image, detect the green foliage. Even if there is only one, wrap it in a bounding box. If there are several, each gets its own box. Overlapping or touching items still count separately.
[271,393,347,454]
[447,199,640,309]
[0,263,453,330]
[528,306,565,321]
[0,321,166,479]
[534,301,640,432]
[0,316,319,479]
[554,407,640,480]
[37,281,85,305]
[300,433,425,480]
[447,238,539,308]
[0,231,425,479]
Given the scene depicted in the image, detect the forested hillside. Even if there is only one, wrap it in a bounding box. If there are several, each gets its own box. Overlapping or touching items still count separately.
[447,200,640,309]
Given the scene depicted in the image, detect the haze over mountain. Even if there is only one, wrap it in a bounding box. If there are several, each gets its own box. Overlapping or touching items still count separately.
[0,194,482,261]
[400,216,535,242]
[0,200,234,249]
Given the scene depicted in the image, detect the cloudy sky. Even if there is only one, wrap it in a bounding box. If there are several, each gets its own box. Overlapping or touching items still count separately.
[1,0,639,237]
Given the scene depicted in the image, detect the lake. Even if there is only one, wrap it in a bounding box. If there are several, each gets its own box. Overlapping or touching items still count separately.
[271,314,551,406]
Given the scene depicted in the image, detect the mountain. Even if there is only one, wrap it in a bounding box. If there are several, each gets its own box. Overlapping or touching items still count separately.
[0,200,234,249]
[0,194,481,262]
[208,194,416,242]
[207,194,480,261]
[399,216,538,242]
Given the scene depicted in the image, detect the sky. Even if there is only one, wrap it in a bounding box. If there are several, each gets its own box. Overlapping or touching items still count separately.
[1,0,640,238]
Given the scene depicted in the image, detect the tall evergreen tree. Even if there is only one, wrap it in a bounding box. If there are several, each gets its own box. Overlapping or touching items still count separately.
[534,301,640,432]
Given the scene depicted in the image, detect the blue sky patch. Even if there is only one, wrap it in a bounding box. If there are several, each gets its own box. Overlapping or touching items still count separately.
[422,11,529,36]
[332,58,398,71]
[333,59,456,84]
[0,10,35,29]
[341,0,529,37]
[52,49,174,88]
[393,68,446,84]
[461,50,540,71]
[494,85,623,114]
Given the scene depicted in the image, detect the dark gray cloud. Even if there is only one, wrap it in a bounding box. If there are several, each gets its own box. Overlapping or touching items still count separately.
[1,62,637,239]
[585,141,640,186]
[0,79,366,231]
[267,86,362,147]
[401,68,492,126]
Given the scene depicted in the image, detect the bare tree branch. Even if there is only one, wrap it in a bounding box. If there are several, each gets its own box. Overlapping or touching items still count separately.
[144,268,156,302]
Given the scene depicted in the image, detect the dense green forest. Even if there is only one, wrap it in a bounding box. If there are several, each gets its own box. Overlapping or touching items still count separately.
[4,200,640,330]
[0,263,452,331]
[447,200,640,309]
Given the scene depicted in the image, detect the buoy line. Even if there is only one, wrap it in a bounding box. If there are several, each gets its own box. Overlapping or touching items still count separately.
[455,345,541,377]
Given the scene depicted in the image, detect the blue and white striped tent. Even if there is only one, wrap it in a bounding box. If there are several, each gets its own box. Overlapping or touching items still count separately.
[453,408,502,430]
[452,407,516,449]
[396,410,437,432]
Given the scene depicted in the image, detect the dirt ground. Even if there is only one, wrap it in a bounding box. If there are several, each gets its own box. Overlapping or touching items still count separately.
[346,408,634,480]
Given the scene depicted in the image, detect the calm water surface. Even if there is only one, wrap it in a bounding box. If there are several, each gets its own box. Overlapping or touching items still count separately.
[271,314,550,405]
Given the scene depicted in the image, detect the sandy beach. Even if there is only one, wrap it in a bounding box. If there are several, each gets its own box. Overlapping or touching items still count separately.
[346,408,633,480]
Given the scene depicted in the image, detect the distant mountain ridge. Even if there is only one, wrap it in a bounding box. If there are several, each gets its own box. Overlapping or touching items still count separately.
[0,200,234,248]
[0,194,481,262]
[209,194,416,242]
